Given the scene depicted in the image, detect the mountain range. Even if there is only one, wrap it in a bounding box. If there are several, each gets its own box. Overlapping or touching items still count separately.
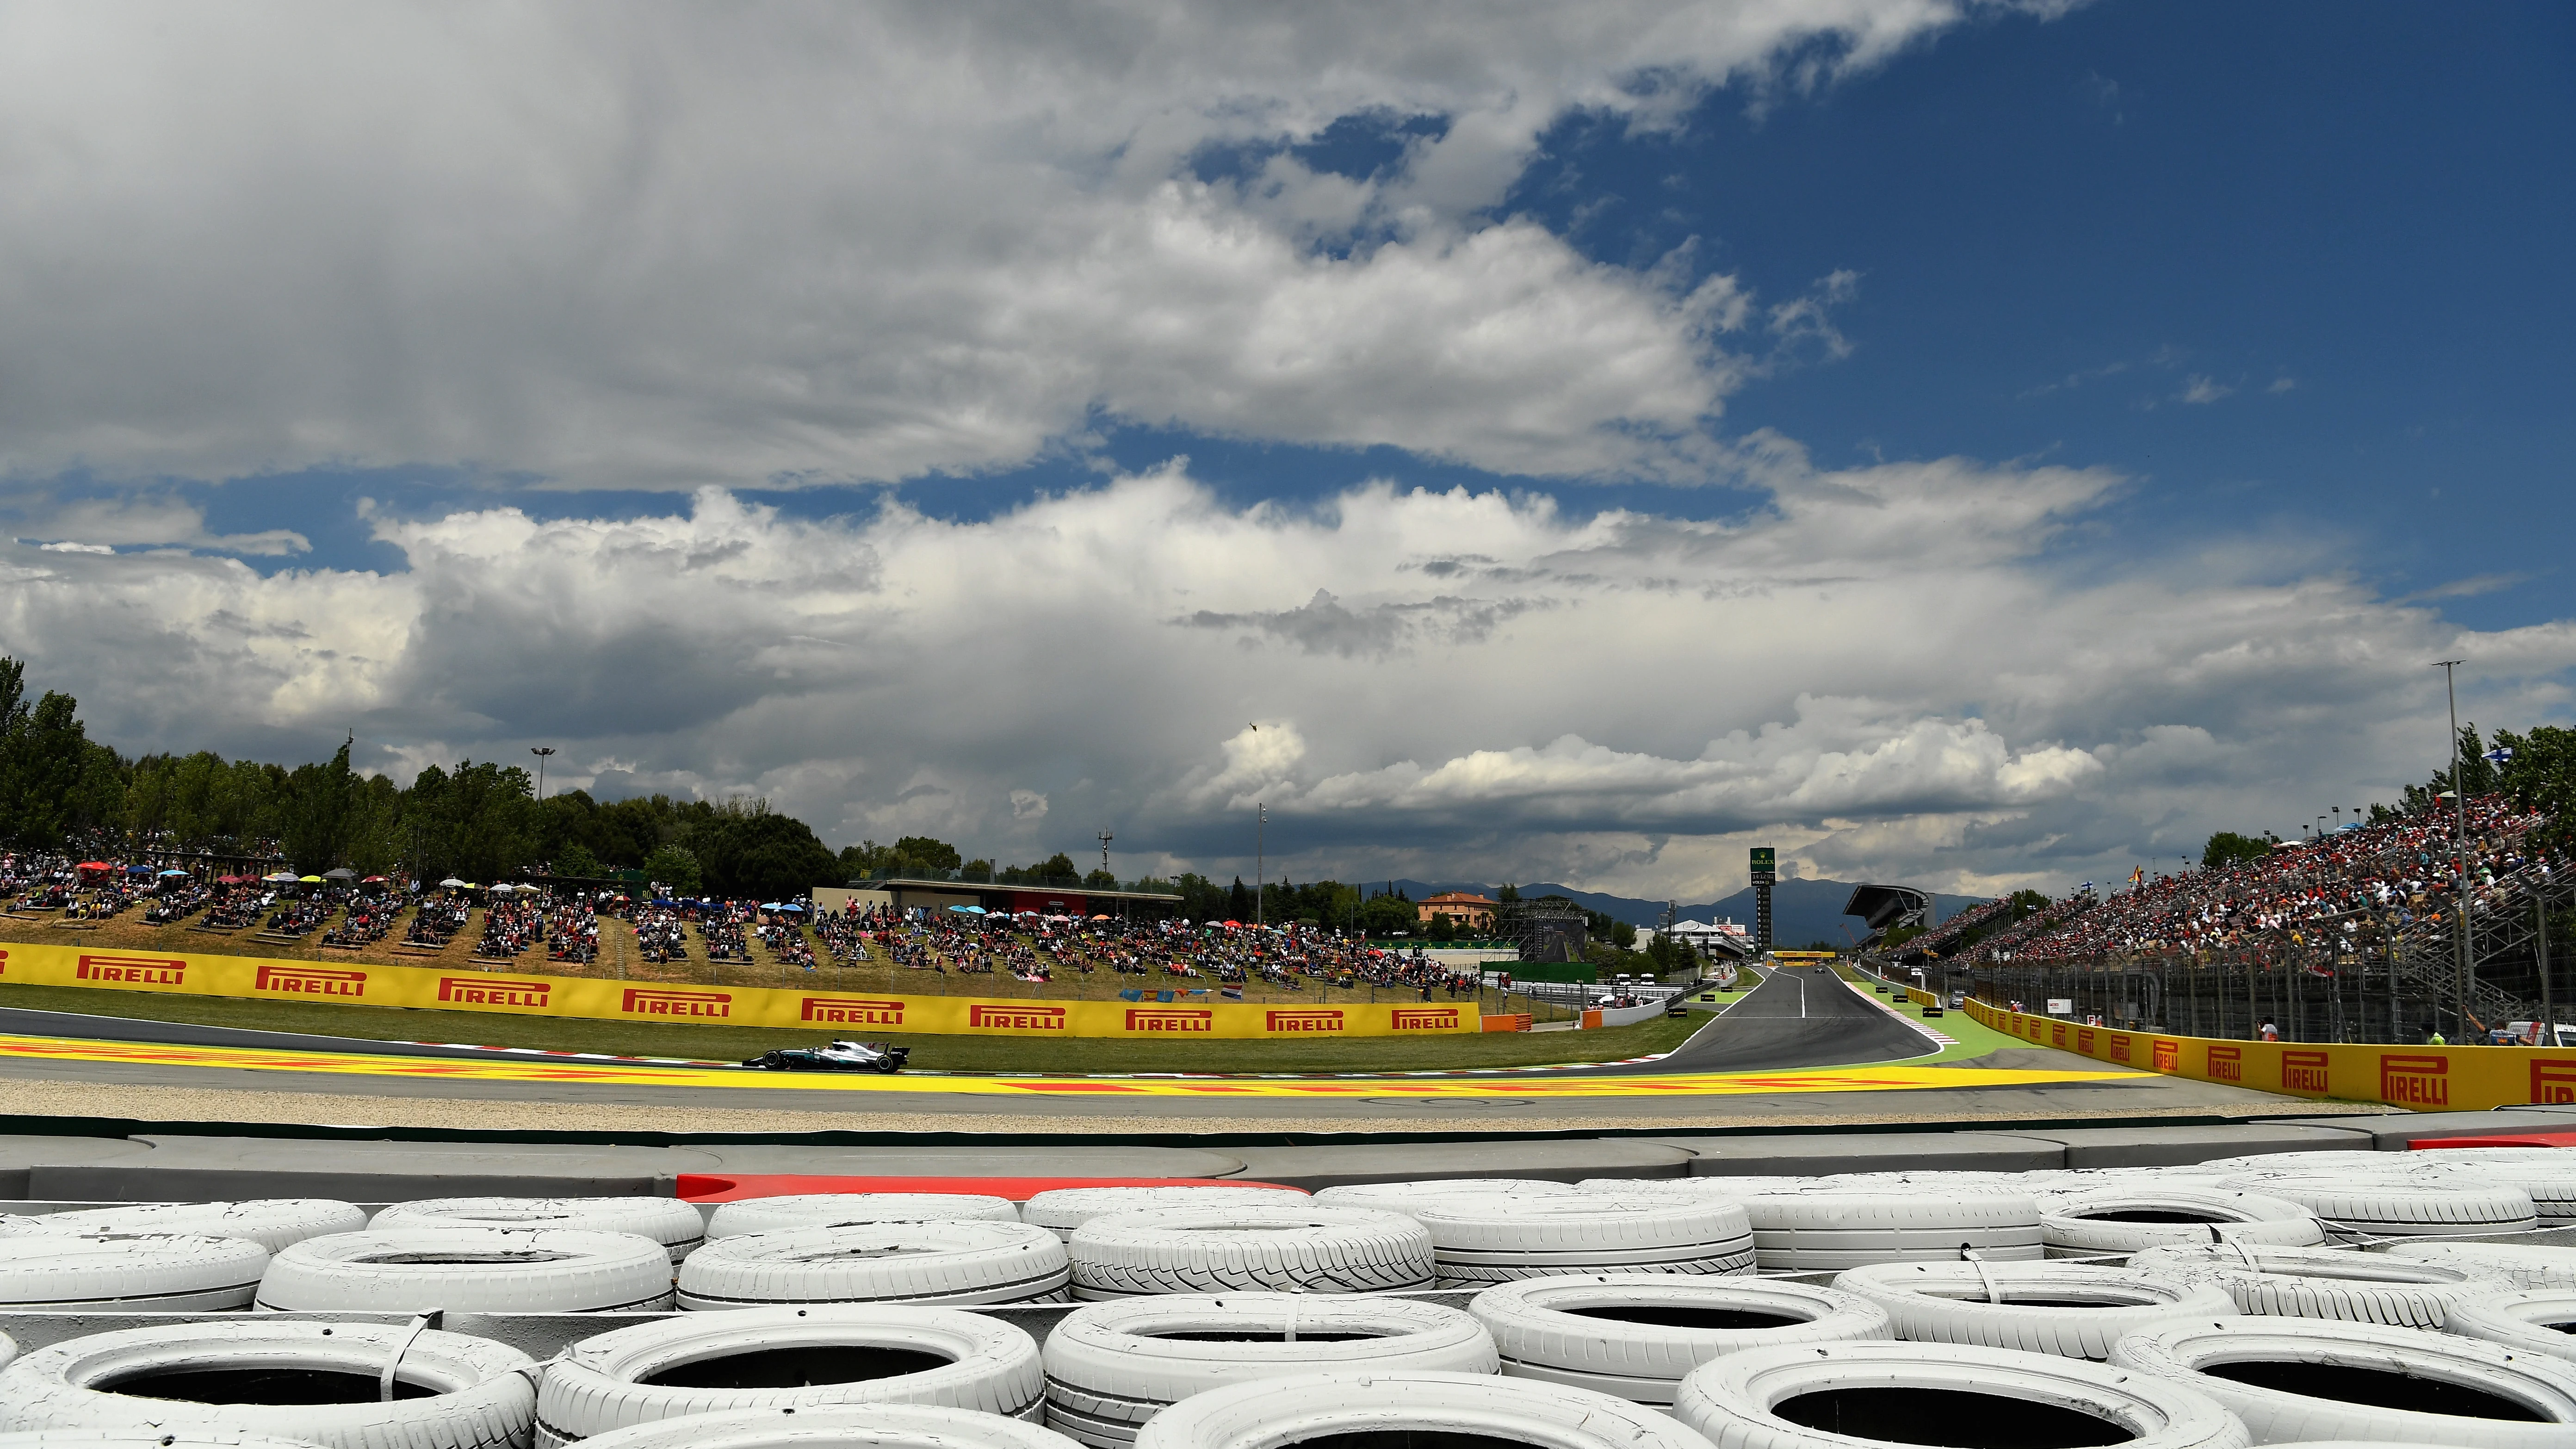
[1373,876,1994,949]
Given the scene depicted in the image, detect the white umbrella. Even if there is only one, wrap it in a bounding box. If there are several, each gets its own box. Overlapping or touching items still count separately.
[438,877,469,888]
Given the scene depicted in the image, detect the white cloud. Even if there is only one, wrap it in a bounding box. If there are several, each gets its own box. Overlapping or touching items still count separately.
[2178,374,2233,404]
[0,1,1996,490]
[6,452,2569,901]
[0,489,310,557]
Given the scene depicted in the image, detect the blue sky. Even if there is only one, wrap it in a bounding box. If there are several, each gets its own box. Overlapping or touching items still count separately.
[128,0,2570,631]
[3,2,2568,898]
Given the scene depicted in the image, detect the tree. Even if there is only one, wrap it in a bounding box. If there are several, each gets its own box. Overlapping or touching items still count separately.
[282,737,359,872]
[644,843,703,895]
[6,692,93,847]
[1084,868,1117,889]
[2201,831,2274,871]
[2494,725,2576,854]
[556,842,606,879]
[891,836,962,873]
[1610,919,1637,950]
[1227,876,1252,920]
[1359,892,1413,937]
[687,801,836,900]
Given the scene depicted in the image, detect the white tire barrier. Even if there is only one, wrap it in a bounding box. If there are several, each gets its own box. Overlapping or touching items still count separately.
[1066,1205,1432,1300]
[1018,1189,1303,1242]
[1578,1177,1813,1200]
[1310,1180,1579,1210]
[706,1195,1018,1240]
[1831,1261,2237,1360]
[2402,1151,2576,1227]
[2390,1242,2576,1290]
[0,1320,537,1449]
[566,1405,1084,1449]
[534,1306,1042,1448]
[2128,1245,2509,1327]
[2443,1288,2576,1363]
[0,1201,366,1254]
[1041,1294,1496,1447]
[0,1235,269,1312]
[0,1436,332,1449]
[374,1199,708,1263]
[1469,1275,1889,1406]
[256,1228,676,1313]
[1130,1369,1710,1449]
[1405,1197,1754,1286]
[2112,1316,2576,1447]
[676,1222,1068,1309]
[0,1334,12,1375]
[1675,1339,2248,1449]
[1741,1190,2043,1271]
[2210,1175,2538,1238]
[2040,1188,2326,1257]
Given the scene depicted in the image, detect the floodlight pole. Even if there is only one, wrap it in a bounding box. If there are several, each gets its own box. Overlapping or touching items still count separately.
[1255,804,1265,929]
[530,746,556,801]
[2433,660,2472,1036]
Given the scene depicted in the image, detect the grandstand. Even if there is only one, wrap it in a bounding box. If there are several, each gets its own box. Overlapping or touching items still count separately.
[1941,793,2569,1043]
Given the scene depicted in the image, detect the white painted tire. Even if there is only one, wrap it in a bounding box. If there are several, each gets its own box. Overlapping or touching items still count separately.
[1018,1189,1303,1242]
[0,1334,12,1375]
[1405,1197,1754,1286]
[1577,1177,1813,1200]
[706,1195,1018,1240]
[0,1320,536,1449]
[1130,1369,1709,1449]
[2399,1151,2576,1227]
[0,1436,329,1449]
[373,1199,707,1263]
[0,1235,269,1311]
[2390,1242,2576,1290]
[1831,1261,2237,1359]
[1310,1180,1579,1209]
[1675,1339,2248,1449]
[2128,1245,2509,1327]
[534,1306,1042,1448]
[2209,1175,2538,1238]
[1066,1205,1432,1300]
[566,1405,1083,1449]
[2442,1289,2576,1363]
[2112,1316,2576,1447]
[0,1201,366,1254]
[1470,1275,1890,1406]
[2041,1188,2326,1256]
[676,1222,1068,1309]
[1741,1190,2043,1271]
[257,1228,676,1313]
[1041,1294,1496,1447]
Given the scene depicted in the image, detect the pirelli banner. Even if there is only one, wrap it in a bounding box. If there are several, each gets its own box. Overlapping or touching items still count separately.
[0,940,1477,1039]
[1964,997,2576,1112]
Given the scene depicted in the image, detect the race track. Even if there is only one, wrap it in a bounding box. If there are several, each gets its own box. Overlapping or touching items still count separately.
[0,964,2321,1125]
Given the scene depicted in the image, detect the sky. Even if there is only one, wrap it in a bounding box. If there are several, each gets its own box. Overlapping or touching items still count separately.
[1,0,2570,902]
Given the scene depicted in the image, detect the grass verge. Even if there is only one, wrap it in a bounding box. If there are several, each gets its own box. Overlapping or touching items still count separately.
[0,980,1704,1074]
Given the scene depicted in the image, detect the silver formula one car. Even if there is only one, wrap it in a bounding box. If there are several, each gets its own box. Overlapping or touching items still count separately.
[744,1039,910,1072]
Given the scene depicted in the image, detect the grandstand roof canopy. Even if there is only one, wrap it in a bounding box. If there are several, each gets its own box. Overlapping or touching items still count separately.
[1842,883,1932,931]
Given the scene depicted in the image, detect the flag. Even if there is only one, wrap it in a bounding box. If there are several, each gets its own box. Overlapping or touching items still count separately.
[1117,989,1143,1001]
[1221,986,1243,1000]
[2129,866,2144,888]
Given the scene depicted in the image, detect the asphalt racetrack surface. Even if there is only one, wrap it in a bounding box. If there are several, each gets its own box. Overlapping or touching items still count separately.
[0,965,2329,1127]
[0,965,1924,1079]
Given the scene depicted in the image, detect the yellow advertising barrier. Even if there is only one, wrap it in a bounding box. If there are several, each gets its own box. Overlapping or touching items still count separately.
[0,940,1477,1040]
[1965,997,2576,1111]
